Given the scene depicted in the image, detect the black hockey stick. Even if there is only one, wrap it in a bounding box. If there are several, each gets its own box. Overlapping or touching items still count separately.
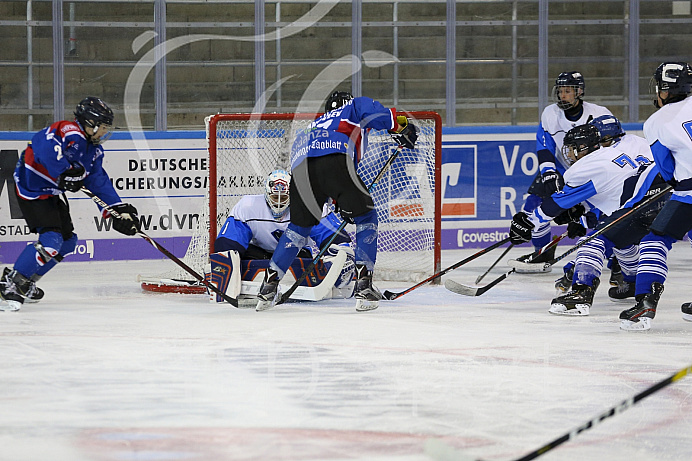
[276,145,403,305]
[425,362,692,461]
[382,236,512,301]
[81,188,239,307]
[445,184,672,297]
[445,231,567,297]
[475,243,514,284]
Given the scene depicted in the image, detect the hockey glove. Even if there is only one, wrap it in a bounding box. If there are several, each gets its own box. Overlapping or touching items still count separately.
[57,163,87,192]
[553,204,586,225]
[540,170,564,196]
[509,212,535,244]
[110,203,139,236]
[389,116,418,150]
[567,221,587,239]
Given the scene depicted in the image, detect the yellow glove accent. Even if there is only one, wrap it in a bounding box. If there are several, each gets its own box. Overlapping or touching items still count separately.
[395,116,408,133]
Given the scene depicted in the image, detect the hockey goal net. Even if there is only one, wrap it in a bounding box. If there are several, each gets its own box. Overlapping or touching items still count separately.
[141,111,441,293]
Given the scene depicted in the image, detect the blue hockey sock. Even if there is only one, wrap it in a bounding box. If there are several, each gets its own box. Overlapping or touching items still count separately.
[269,223,312,278]
[354,209,378,271]
[14,231,63,279]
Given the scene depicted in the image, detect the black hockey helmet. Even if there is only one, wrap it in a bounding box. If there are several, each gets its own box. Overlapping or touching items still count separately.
[590,115,624,146]
[553,71,585,110]
[561,123,600,166]
[652,62,692,108]
[324,91,353,113]
[75,96,113,130]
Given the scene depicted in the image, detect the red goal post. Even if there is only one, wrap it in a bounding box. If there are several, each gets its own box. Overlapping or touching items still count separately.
[141,110,441,293]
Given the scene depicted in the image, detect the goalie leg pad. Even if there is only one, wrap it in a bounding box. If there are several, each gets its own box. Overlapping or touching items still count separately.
[207,250,241,303]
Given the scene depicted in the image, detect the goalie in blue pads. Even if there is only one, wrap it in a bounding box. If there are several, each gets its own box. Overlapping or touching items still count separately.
[206,170,355,304]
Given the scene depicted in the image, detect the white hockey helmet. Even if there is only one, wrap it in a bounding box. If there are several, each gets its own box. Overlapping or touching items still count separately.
[264,169,291,219]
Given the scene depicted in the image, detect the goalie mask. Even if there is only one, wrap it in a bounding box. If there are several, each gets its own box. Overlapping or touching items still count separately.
[324,91,353,113]
[561,124,600,166]
[264,170,291,219]
[74,96,114,145]
[552,71,585,110]
[651,62,692,108]
[590,115,624,146]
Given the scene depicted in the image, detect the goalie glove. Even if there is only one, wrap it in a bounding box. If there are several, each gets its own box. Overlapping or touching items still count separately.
[109,203,139,236]
[509,212,535,244]
[57,163,87,192]
[389,115,418,150]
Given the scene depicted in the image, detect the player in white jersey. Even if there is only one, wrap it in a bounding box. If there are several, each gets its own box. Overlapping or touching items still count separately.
[511,71,614,272]
[206,170,355,303]
[619,62,692,331]
[508,117,667,316]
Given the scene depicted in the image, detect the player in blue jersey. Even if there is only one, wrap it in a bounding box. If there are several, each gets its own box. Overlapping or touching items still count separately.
[255,91,417,312]
[1,97,138,312]
[206,169,356,302]
[509,116,668,316]
[619,62,692,330]
[511,71,613,272]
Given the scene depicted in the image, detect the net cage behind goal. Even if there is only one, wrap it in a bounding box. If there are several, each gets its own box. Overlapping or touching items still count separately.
[140,111,441,294]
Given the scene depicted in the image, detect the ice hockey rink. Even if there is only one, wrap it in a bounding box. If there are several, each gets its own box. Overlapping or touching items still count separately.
[2,244,691,461]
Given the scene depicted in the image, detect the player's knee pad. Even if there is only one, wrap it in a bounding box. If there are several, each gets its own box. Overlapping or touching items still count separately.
[35,231,63,266]
[285,223,312,247]
[640,232,675,250]
[205,250,241,302]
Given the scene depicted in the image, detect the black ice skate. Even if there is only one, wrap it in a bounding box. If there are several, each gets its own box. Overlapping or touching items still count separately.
[508,246,556,273]
[354,265,382,312]
[608,280,635,302]
[255,268,281,312]
[554,266,574,293]
[609,258,624,287]
[619,282,664,331]
[549,278,599,316]
[2,267,43,304]
[681,302,692,322]
[0,269,31,312]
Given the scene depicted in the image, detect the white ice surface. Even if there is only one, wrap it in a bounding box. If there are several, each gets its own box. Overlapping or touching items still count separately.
[1,244,692,461]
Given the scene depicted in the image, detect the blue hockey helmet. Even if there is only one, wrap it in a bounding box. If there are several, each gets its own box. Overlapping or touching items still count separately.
[561,123,600,166]
[324,91,353,113]
[652,62,692,108]
[590,115,624,145]
[264,169,291,219]
[553,71,585,110]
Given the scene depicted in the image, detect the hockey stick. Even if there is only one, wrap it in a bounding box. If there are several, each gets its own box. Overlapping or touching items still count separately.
[510,362,692,461]
[276,145,403,305]
[381,236,512,301]
[81,188,239,307]
[445,231,567,297]
[445,184,673,297]
[424,362,692,461]
[475,243,514,284]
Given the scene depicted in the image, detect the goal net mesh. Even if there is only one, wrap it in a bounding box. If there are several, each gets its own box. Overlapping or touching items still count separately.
[150,111,440,285]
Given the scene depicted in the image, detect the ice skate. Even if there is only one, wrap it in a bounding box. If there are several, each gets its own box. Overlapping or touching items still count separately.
[609,258,624,287]
[0,269,31,312]
[549,278,599,316]
[608,280,635,303]
[508,246,555,273]
[354,265,382,312]
[681,302,692,322]
[619,282,664,331]
[554,266,574,294]
[255,268,281,312]
[2,267,43,303]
